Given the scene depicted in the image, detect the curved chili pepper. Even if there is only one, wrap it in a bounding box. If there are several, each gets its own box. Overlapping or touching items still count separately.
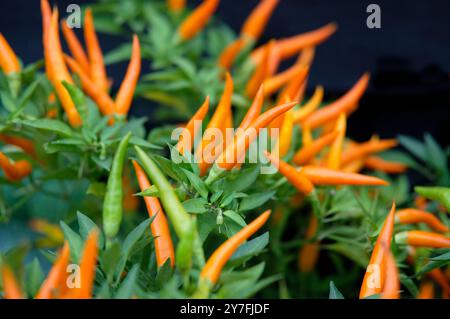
[35,241,70,299]
[415,195,428,211]
[340,138,397,167]
[395,230,450,248]
[298,214,319,272]
[64,55,115,117]
[326,113,346,170]
[277,109,294,157]
[302,124,313,147]
[64,230,98,299]
[103,132,131,239]
[218,38,247,70]
[0,134,35,157]
[264,151,314,194]
[263,64,308,97]
[241,0,279,40]
[167,0,186,12]
[301,166,388,186]
[178,0,220,41]
[214,101,297,171]
[428,268,450,298]
[302,73,370,129]
[45,9,81,127]
[251,23,337,63]
[278,69,308,104]
[199,210,271,285]
[132,160,175,268]
[293,130,338,165]
[177,96,210,155]
[246,41,272,98]
[1,265,23,299]
[0,151,32,181]
[41,0,52,83]
[415,186,450,213]
[0,33,20,74]
[364,156,407,174]
[417,281,434,299]
[84,8,109,93]
[238,85,264,130]
[359,202,396,298]
[396,209,449,233]
[115,35,141,115]
[61,19,90,74]
[297,46,316,67]
[380,244,400,299]
[293,85,324,124]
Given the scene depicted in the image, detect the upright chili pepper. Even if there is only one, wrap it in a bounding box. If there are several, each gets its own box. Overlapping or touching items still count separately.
[115,35,141,116]
[264,151,314,194]
[302,73,370,129]
[35,241,70,299]
[298,214,320,272]
[178,0,220,41]
[167,0,186,12]
[65,55,116,117]
[84,8,109,93]
[45,9,82,127]
[218,38,247,70]
[340,138,398,167]
[1,265,23,299]
[241,0,279,40]
[61,19,90,74]
[177,96,210,155]
[417,282,434,299]
[0,33,20,74]
[359,202,396,298]
[380,244,400,299]
[301,166,388,186]
[395,209,449,233]
[199,210,271,285]
[103,132,131,239]
[132,160,175,268]
[302,124,313,147]
[251,23,337,63]
[246,41,273,98]
[263,64,308,97]
[364,156,407,174]
[293,131,337,165]
[415,186,450,213]
[0,134,35,157]
[395,230,450,248]
[64,230,98,299]
[326,113,346,170]
[297,46,316,66]
[293,85,324,124]
[277,109,294,157]
[238,85,264,130]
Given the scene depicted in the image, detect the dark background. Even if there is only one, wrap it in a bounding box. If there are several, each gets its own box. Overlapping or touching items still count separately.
[1,0,449,145]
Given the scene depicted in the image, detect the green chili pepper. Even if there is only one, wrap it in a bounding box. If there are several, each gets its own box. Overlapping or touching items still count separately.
[415,186,450,212]
[103,132,132,239]
[135,146,205,265]
[176,217,196,287]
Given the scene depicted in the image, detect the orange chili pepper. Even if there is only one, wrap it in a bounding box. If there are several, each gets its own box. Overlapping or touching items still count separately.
[396,209,449,233]
[240,0,279,40]
[196,73,233,176]
[340,138,398,167]
[263,64,308,97]
[61,19,90,74]
[415,195,428,211]
[215,101,297,171]
[218,38,247,70]
[380,244,400,299]
[301,166,388,186]
[302,124,313,147]
[1,265,23,299]
[293,130,338,165]
[41,0,52,81]
[364,156,407,174]
[251,23,337,63]
[35,241,70,299]
[239,85,264,130]
[0,33,20,74]
[0,134,36,157]
[65,55,115,117]
[177,96,210,155]
[293,85,324,124]
[264,151,314,194]
[133,160,175,268]
[417,282,434,299]
[84,8,109,93]
[115,35,141,115]
[277,67,308,104]
[167,0,186,12]
[276,109,294,157]
[199,210,271,284]
[44,9,82,127]
[178,0,220,41]
[395,230,450,248]
[326,113,346,170]
[297,46,316,67]
[428,268,450,298]
[46,108,58,118]
[302,73,369,129]
[298,214,320,272]
[359,202,396,298]
[0,151,32,181]
[246,41,273,98]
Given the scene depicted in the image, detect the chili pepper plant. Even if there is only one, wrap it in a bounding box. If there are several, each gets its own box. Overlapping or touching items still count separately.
[0,0,449,299]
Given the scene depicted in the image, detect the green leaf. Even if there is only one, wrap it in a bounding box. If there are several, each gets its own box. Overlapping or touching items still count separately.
[115,264,139,298]
[223,210,246,227]
[182,198,208,214]
[329,281,345,299]
[60,221,84,262]
[25,258,44,297]
[86,182,106,197]
[77,212,104,248]
[182,169,208,198]
[224,164,260,193]
[400,273,419,297]
[398,135,426,162]
[230,232,269,265]
[135,185,159,197]
[239,191,275,212]
[22,119,72,137]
